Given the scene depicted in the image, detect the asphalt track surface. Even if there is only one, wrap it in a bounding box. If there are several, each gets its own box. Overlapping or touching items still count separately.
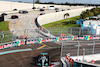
[0,49,61,67]
[0,40,100,67]
[0,42,61,67]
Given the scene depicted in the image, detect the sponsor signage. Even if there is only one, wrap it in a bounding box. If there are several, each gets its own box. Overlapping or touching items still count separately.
[20,41,24,45]
[74,37,84,40]
[0,45,3,49]
[92,36,99,39]
[1,35,100,50]
[61,37,68,40]
[89,36,92,40]
[41,38,52,42]
[52,38,57,41]
[0,41,24,49]
[40,38,52,43]
[78,37,84,40]
[27,40,35,44]
[12,42,18,47]
[4,43,12,49]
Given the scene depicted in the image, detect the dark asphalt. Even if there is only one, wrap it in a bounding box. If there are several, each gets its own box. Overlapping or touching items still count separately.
[0,42,61,67]
[0,40,100,67]
[0,48,61,67]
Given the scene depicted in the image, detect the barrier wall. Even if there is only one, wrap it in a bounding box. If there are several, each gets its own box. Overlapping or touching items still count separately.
[0,40,24,49]
[38,7,93,25]
[0,35,100,50]
[26,35,100,45]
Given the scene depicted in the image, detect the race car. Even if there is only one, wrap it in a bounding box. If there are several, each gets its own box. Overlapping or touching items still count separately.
[36,53,50,66]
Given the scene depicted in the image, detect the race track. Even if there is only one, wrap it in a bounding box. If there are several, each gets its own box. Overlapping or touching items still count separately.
[0,4,99,67]
[0,42,61,67]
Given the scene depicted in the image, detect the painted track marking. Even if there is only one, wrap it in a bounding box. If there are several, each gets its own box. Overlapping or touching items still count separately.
[37,43,52,50]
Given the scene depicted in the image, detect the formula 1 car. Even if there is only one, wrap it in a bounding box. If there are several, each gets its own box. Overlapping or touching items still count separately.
[36,53,50,67]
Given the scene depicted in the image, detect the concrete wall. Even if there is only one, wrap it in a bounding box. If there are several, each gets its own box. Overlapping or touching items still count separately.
[37,7,93,25]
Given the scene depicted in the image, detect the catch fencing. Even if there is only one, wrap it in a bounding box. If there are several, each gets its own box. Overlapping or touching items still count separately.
[0,27,99,43]
[48,27,96,37]
[0,29,46,43]
[0,31,16,43]
[61,40,100,57]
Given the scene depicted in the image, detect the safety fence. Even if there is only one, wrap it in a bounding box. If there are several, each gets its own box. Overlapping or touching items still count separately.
[61,40,100,57]
[0,35,100,50]
[48,27,96,37]
[0,27,98,43]
[0,31,16,43]
[0,29,45,43]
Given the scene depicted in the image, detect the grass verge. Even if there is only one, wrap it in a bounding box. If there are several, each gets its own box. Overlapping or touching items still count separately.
[42,16,80,29]
[0,21,9,31]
